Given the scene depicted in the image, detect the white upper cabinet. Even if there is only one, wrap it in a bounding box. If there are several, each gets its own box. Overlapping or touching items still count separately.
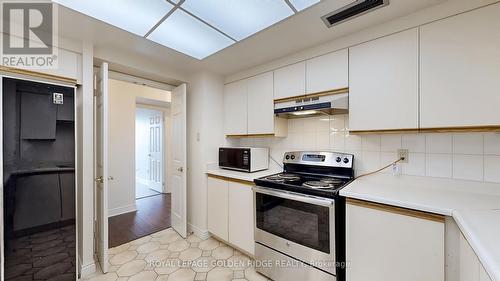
[273,62,306,100]
[247,72,274,135]
[349,28,419,131]
[420,4,500,129]
[224,79,247,136]
[306,49,348,94]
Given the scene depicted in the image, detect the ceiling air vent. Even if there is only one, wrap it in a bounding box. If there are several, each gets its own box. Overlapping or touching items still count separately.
[321,0,389,28]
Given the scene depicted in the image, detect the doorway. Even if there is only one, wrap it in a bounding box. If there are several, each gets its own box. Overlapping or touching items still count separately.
[1,77,77,281]
[135,107,164,199]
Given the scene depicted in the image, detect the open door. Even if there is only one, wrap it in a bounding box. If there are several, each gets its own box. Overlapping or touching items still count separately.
[171,84,187,238]
[148,111,164,193]
[95,62,109,272]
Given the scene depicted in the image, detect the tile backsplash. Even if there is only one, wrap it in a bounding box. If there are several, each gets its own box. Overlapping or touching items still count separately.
[236,115,500,183]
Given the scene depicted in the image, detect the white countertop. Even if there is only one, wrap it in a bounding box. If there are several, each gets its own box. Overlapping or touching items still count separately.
[205,163,281,183]
[340,173,500,281]
[454,210,500,281]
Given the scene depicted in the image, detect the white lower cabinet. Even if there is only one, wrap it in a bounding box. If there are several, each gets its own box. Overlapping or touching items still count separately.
[207,175,255,255]
[459,234,492,281]
[228,182,255,255]
[207,176,229,241]
[346,199,445,281]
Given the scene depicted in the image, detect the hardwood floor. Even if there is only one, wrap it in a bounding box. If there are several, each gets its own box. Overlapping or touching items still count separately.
[108,194,171,248]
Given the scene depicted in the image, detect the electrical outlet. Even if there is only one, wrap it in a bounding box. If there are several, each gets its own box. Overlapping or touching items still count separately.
[398,149,409,163]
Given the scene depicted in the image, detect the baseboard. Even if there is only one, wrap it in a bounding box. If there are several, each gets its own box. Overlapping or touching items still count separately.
[188,223,210,240]
[79,260,97,279]
[108,204,137,217]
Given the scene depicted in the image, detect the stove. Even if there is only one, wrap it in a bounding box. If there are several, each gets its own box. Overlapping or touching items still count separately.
[253,151,354,281]
[254,151,354,198]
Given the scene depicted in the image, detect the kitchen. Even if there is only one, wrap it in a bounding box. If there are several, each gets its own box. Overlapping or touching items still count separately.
[1,0,500,281]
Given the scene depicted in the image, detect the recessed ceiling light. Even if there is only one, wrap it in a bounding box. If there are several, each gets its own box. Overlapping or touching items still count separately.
[289,0,321,11]
[147,9,235,60]
[181,0,294,41]
[53,0,174,36]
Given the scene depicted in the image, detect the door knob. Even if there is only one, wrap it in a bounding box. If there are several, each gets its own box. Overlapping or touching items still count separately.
[95,176,104,183]
[177,167,184,172]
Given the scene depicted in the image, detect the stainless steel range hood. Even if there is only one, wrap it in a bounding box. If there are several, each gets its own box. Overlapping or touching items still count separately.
[274,91,348,118]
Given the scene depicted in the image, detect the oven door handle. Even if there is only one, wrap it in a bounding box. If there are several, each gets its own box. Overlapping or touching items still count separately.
[253,186,334,207]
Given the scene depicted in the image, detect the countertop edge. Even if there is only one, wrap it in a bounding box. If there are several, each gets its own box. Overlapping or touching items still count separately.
[339,190,453,216]
[453,211,500,281]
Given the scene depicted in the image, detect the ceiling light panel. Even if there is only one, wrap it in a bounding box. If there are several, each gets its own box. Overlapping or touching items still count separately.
[53,0,174,36]
[181,0,294,41]
[147,9,235,60]
[289,0,320,11]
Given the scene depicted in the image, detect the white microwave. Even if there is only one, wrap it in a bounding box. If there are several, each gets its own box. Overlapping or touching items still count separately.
[218,147,269,173]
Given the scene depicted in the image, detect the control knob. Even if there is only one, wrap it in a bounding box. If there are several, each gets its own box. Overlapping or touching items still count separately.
[343,158,349,164]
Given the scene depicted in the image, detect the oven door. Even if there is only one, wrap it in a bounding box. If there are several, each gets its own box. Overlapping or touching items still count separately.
[253,186,336,275]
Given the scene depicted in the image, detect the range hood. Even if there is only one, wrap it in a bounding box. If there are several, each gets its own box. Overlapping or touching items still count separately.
[274,91,348,118]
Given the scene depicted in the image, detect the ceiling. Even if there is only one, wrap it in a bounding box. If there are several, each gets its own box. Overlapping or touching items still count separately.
[54,0,320,60]
[56,0,444,82]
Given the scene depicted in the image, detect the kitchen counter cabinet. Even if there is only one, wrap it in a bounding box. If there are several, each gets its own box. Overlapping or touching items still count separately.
[228,181,254,255]
[247,72,274,135]
[207,176,229,241]
[349,28,419,132]
[306,49,348,94]
[20,92,57,139]
[420,3,500,129]
[224,79,248,136]
[460,233,493,281]
[273,62,306,100]
[207,174,255,256]
[346,198,445,281]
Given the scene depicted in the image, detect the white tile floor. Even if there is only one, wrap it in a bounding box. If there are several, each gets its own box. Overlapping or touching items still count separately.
[81,228,270,281]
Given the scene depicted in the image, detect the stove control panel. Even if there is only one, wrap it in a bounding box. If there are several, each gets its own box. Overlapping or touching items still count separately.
[283,151,354,168]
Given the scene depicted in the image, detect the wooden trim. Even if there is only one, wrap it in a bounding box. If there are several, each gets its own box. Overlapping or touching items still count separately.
[226,134,276,138]
[346,198,445,223]
[207,174,254,186]
[274,87,349,104]
[349,126,500,134]
[0,66,77,85]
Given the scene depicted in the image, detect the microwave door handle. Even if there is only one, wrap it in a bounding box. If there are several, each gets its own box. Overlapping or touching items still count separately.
[253,186,334,207]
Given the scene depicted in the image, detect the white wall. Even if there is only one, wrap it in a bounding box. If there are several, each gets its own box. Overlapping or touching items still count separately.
[108,79,171,216]
[237,116,500,184]
[187,72,235,237]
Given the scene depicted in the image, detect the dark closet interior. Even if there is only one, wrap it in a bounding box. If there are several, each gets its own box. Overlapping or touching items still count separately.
[2,77,76,281]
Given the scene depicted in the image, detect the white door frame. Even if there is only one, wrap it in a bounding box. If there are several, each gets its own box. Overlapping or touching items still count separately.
[0,74,79,280]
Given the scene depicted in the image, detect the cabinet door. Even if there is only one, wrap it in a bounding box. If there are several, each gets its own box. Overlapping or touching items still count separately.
[346,201,444,281]
[420,4,500,128]
[273,62,306,100]
[20,92,57,139]
[228,182,254,255]
[459,233,480,281]
[224,80,247,136]
[247,72,274,135]
[349,29,419,131]
[306,49,348,94]
[207,177,229,240]
[480,265,492,281]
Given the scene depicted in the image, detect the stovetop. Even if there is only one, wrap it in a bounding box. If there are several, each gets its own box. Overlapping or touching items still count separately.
[254,172,352,198]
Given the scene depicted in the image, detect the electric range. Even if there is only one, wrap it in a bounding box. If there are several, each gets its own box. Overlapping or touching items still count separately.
[253,151,354,281]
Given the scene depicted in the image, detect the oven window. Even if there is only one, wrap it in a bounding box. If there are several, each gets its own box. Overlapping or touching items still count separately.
[255,193,330,254]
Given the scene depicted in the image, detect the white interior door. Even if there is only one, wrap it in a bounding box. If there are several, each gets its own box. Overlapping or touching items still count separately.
[171,84,187,238]
[95,62,109,273]
[148,111,163,193]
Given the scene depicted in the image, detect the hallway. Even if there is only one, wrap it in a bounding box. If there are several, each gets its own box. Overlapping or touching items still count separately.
[108,194,171,248]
